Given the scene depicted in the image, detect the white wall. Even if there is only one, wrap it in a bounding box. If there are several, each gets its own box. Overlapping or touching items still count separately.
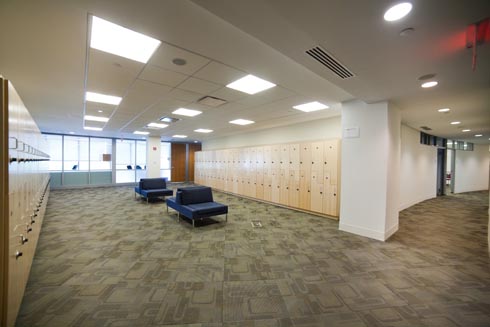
[146,137,161,178]
[202,116,341,150]
[399,125,437,210]
[454,144,490,193]
[339,100,400,241]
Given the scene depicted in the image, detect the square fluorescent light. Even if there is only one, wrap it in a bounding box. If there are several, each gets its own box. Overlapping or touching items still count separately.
[229,119,255,125]
[134,131,149,135]
[194,129,213,133]
[90,16,161,63]
[84,126,103,131]
[147,122,168,129]
[86,91,122,105]
[84,115,109,122]
[293,101,329,112]
[173,135,187,138]
[172,108,202,117]
[226,74,276,95]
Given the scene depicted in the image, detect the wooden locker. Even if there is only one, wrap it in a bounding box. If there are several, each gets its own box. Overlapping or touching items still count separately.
[299,170,311,210]
[324,139,339,186]
[289,143,300,170]
[311,141,324,174]
[271,145,281,171]
[279,169,289,206]
[299,142,311,173]
[256,171,264,200]
[323,184,339,216]
[280,144,289,170]
[271,169,280,203]
[263,173,272,202]
[310,178,324,213]
[288,170,300,208]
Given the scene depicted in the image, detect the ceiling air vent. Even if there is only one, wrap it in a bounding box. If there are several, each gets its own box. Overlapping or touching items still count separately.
[420,126,432,131]
[197,96,227,107]
[306,46,354,79]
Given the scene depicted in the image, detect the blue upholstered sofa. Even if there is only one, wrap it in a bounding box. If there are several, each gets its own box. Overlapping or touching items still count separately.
[166,186,228,227]
[134,178,173,203]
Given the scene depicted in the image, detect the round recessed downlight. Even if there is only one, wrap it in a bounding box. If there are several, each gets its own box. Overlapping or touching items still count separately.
[450,121,461,125]
[437,108,450,112]
[172,58,187,66]
[421,81,438,88]
[384,2,413,21]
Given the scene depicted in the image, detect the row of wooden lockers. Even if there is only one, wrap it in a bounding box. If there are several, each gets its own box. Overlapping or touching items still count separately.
[194,168,338,186]
[195,175,338,216]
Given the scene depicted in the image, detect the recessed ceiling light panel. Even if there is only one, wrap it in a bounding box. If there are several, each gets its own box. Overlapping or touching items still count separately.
[172,108,202,117]
[226,74,276,95]
[173,135,187,138]
[147,122,168,129]
[84,126,103,131]
[384,2,413,22]
[475,134,482,137]
[194,129,213,133]
[134,131,150,135]
[437,108,450,112]
[462,129,471,132]
[421,81,438,88]
[293,101,329,112]
[450,121,461,125]
[86,91,122,105]
[84,115,109,122]
[90,16,161,63]
[229,119,255,125]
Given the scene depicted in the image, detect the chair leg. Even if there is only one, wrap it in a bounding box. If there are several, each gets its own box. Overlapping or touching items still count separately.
[146,197,149,204]
[225,213,228,222]
[192,219,195,228]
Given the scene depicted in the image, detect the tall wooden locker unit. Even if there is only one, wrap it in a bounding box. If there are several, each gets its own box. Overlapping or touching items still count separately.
[1,78,50,327]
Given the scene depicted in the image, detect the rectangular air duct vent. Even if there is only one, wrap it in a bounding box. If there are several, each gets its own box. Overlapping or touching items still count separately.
[306,46,354,79]
[420,126,432,131]
[197,96,227,107]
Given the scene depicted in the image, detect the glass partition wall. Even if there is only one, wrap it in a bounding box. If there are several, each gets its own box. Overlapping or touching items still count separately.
[43,134,172,187]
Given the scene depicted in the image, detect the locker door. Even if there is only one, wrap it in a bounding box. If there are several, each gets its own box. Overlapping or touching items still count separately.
[324,140,339,185]
[289,143,300,170]
[256,171,264,200]
[271,145,281,171]
[263,146,271,176]
[288,170,300,208]
[256,147,264,172]
[310,170,324,213]
[323,184,339,216]
[279,169,289,205]
[311,141,324,175]
[280,144,289,170]
[299,170,311,210]
[263,173,272,202]
[271,169,280,203]
[300,142,311,174]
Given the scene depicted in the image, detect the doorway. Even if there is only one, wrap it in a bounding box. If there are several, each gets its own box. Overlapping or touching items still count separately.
[436,148,446,196]
[446,149,455,193]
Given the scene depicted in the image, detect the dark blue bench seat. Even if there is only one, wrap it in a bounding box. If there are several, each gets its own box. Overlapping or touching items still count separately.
[166,186,228,227]
[134,178,173,203]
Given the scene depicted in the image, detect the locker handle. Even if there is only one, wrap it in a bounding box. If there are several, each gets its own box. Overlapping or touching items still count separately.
[312,161,314,164]
[296,188,299,191]
[15,251,23,259]
[324,162,327,164]
[300,161,302,164]
[334,193,337,196]
[320,192,323,194]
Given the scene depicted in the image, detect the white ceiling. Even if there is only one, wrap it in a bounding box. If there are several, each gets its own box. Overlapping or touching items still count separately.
[0,0,489,144]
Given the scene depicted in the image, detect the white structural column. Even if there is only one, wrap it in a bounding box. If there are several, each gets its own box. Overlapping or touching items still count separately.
[146,136,161,178]
[339,100,401,241]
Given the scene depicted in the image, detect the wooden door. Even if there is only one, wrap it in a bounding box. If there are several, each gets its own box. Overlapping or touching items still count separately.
[171,143,186,182]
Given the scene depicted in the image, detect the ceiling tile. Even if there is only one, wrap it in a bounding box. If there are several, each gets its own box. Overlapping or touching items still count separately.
[167,88,204,102]
[177,77,221,94]
[149,43,210,75]
[87,49,144,96]
[139,65,188,87]
[85,102,116,117]
[193,61,245,85]
[210,87,248,102]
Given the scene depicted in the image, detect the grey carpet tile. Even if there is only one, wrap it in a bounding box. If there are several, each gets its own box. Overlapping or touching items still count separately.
[15,186,490,326]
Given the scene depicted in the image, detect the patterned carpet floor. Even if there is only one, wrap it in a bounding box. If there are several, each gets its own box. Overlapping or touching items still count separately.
[16,185,490,326]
